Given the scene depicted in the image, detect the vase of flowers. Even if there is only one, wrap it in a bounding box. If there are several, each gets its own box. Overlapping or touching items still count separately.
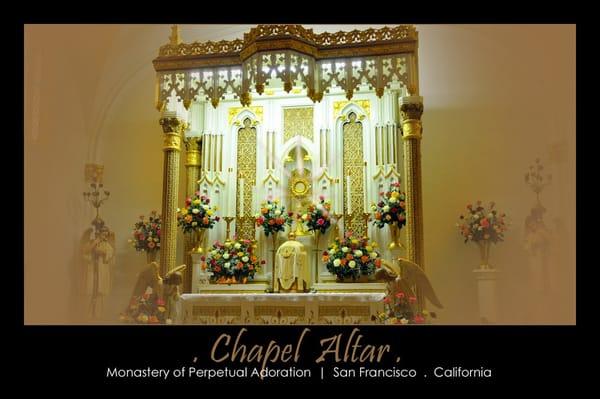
[177,193,220,254]
[323,232,382,282]
[376,293,435,325]
[129,211,161,263]
[203,238,265,284]
[457,201,508,269]
[371,181,407,250]
[255,198,294,288]
[255,198,294,237]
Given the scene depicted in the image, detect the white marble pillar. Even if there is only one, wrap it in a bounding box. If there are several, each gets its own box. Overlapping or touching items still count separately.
[473,269,499,324]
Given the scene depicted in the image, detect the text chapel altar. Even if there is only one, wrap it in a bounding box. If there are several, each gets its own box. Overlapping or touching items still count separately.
[153,24,426,324]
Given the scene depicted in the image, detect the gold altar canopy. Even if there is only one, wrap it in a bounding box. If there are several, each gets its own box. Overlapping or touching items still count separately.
[153,24,419,109]
[152,25,425,305]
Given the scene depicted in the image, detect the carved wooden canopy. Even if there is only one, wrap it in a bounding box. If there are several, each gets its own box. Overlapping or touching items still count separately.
[153,24,419,110]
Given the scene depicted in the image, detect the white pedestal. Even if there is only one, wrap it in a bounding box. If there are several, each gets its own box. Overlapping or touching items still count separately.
[473,268,499,324]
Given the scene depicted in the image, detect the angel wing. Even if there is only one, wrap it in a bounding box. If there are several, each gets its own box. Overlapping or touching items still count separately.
[397,258,443,309]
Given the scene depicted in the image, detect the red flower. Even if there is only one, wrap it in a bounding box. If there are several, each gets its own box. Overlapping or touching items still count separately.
[409,296,417,303]
[156,298,165,306]
[383,297,391,304]
[414,314,425,324]
[480,218,490,228]
[317,218,325,226]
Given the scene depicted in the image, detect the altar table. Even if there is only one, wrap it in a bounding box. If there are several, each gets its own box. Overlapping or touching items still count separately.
[177,292,386,325]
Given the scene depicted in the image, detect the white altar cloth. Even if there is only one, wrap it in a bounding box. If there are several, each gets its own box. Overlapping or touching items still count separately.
[178,292,385,325]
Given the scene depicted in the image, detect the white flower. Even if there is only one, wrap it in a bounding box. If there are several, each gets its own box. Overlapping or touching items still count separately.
[192,222,198,226]
[400,318,409,325]
[328,249,335,255]
[349,261,356,268]
[223,253,230,259]
[383,205,390,212]
[154,238,159,242]
[192,208,200,214]
[316,204,324,211]
[234,243,241,249]
[354,250,363,257]
[333,259,341,267]
[473,214,479,219]
[242,256,249,262]
[211,250,217,256]
[478,226,483,231]
[202,205,209,210]
[370,252,378,259]
[275,210,282,216]
[342,247,349,253]
[389,197,398,203]
[267,204,273,210]
[301,214,308,221]
[224,262,231,269]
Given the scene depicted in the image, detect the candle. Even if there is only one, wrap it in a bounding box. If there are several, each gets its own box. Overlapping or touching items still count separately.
[239,178,245,217]
[252,185,257,215]
[346,175,352,215]
[363,162,368,213]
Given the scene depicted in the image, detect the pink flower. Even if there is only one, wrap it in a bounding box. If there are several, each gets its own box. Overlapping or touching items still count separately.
[317,218,325,226]
[319,195,325,201]
[383,297,391,304]
[414,314,425,324]
[409,296,417,303]
[156,298,165,306]
[396,292,405,299]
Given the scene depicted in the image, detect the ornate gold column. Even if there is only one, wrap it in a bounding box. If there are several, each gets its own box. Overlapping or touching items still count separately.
[183,136,202,292]
[159,114,186,275]
[400,96,425,307]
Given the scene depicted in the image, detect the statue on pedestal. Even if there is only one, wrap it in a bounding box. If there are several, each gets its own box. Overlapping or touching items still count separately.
[274,232,310,292]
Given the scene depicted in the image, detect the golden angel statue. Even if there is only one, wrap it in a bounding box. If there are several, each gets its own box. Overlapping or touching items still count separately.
[122,262,186,324]
[375,257,443,309]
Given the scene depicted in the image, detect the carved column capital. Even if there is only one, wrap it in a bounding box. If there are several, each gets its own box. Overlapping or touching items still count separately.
[159,116,187,151]
[400,96,424,140]
[184,136,202,166]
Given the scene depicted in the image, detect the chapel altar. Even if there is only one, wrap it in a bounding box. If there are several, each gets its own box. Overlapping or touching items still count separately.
[151,24,427,324]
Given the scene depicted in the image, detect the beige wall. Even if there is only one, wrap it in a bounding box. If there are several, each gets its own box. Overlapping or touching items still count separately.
[24,24,575,324]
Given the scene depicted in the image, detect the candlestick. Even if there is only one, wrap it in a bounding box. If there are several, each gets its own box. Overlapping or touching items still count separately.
[345,213,354,235]
[239,178,245,217]
[362,212,371,238]
[223,216,235,240]
[345,175,352,215]
[332,213,343,241]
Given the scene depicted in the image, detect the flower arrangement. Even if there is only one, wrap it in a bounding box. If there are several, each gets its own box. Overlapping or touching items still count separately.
[203,238,265,283]
[255,198,293,237]
[376,292,436,325]
[371,181,407,229]
[456,201,507,243]
[120,294,170,325]
[177,192,220,233]
[129,211,161,252]
[302,195,333,234]
[323,232,382,280]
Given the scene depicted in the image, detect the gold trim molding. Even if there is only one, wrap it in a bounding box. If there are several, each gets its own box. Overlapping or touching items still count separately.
[333,100,371,119]
[228,106,264,125]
